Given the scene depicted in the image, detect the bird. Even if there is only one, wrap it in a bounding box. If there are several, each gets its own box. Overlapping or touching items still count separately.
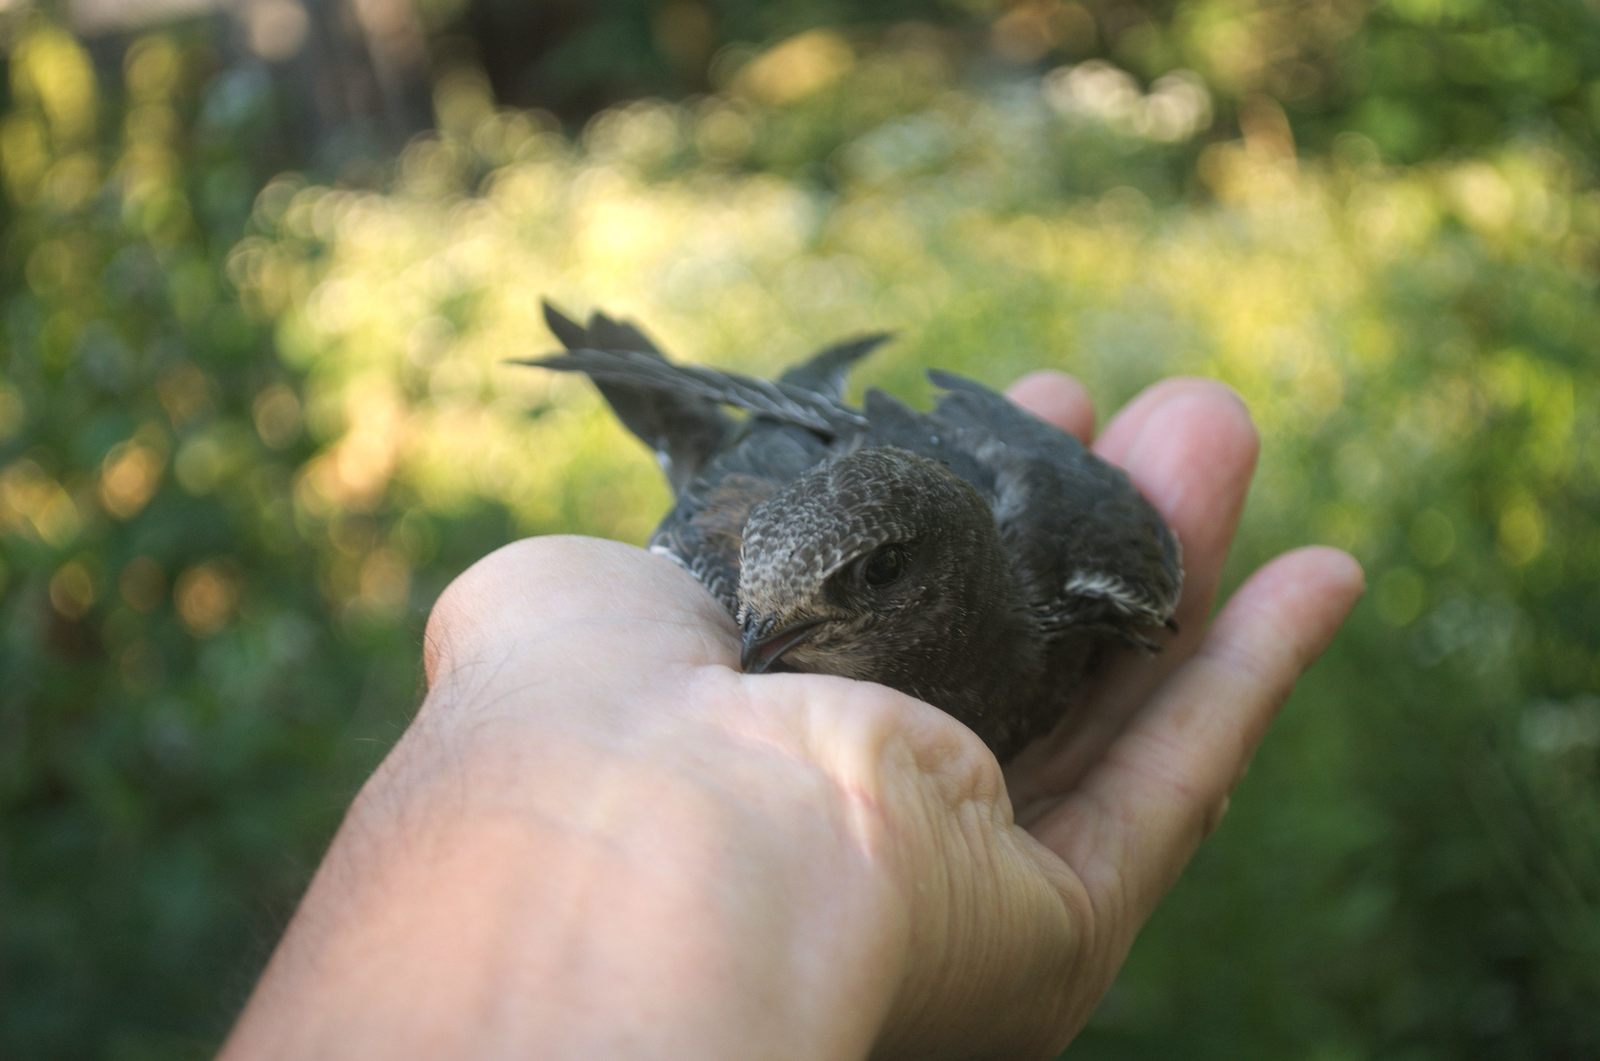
[515,301,1182,761]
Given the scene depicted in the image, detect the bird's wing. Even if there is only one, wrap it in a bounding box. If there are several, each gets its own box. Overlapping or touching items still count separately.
[532,302,732,494]
[925,370,1182,642]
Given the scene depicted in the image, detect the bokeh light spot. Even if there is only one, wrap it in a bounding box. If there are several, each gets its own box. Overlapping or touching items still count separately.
[734,30,853,104]
[244,0,310,62]
[99,436,165,518]
[49,559,96,620]
[252,384,304,449]
[174,433,226,495]
[357,547,412,618]
[1498,500,1545,566]
[1375,566,1426,627]
[125,35,181,101]
[174,561,240,638]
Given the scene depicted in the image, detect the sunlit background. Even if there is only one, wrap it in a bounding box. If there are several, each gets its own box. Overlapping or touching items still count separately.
[2,0,1598,1056]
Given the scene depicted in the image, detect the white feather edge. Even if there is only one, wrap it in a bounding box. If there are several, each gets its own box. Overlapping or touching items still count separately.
[1062,568,1160,617]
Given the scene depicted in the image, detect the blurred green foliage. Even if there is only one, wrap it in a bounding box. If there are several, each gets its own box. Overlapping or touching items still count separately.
[514,0,1600,162]
[3,1,1598,1057]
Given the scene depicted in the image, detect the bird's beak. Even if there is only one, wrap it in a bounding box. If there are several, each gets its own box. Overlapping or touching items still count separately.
[740,616,825,674]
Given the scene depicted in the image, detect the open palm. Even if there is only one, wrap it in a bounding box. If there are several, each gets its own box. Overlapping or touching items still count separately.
[225,371,1360,1060]
[409,373,1362,1058]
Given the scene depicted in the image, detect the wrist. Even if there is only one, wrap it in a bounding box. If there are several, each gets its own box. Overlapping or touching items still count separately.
[228,664,910,1059]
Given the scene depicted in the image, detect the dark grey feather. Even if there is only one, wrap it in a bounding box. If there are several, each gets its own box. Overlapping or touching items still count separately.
[860,388,997,497]
[779,333,893,399]
[536,302,730,494]
[514,348,868,435]
[518,302,1182,760]
[925,369,1182,632]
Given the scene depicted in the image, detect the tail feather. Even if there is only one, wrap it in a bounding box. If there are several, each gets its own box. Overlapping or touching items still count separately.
[543,301,664,357]
[584,309,663,357]
[513,348,866,435]
[521,301,869,492]
[780,332,893,400]
[532,302,728,493]
[541,301,591,352]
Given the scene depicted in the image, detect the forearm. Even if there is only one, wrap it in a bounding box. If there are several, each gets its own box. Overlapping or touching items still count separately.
[222,682,905,1060]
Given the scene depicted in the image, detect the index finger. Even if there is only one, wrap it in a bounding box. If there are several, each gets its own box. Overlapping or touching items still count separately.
[1007,380,1260,803]
[1033,546,1364,925]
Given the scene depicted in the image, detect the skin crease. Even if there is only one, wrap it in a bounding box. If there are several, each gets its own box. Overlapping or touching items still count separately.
[222,374,1365,1061]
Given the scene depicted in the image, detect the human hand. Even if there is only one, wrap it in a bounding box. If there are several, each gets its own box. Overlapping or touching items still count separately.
[223,376,1362,1060]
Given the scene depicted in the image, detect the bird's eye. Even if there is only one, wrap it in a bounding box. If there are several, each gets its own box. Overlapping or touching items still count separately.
[860,543,909,589]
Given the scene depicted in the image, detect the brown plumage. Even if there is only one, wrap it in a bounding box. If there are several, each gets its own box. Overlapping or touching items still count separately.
[516,302,1182,760]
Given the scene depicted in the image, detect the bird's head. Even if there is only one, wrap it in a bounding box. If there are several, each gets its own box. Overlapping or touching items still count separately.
[735,446,1005,681]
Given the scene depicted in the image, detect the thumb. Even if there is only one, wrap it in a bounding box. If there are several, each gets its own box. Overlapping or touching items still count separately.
[423,536,735,688]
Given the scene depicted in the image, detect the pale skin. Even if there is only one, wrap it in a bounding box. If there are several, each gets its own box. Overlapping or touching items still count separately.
[223,374,1365,1059]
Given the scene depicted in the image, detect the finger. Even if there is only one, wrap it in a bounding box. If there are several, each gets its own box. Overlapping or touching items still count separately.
[1093,376,1241,464]
[1008,381,1259,801]
[1006,370,1096,444]
[1035,546,1365,922]
[1096,379,1258,636]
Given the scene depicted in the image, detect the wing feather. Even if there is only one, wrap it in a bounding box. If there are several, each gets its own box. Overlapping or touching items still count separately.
[925,369,1182,637]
